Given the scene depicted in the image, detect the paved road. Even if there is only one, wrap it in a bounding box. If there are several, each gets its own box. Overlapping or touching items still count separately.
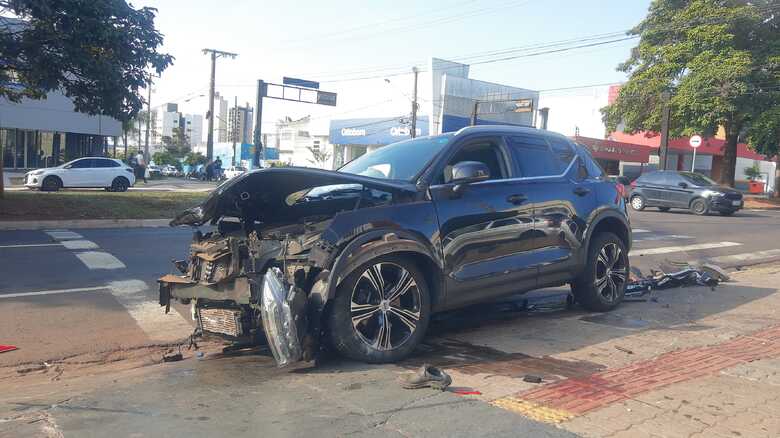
[1,208,779,365]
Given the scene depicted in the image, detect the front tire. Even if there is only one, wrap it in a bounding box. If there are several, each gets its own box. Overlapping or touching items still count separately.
[630,195,646,211]
[111,177,130,192]
[690,198,709,216]
[327,254,431,363]
[41,176,62,192]
[572,232,628,312]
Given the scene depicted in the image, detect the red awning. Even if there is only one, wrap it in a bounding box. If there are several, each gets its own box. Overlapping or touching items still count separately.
[608,131,769,161]
[572,136,652,164]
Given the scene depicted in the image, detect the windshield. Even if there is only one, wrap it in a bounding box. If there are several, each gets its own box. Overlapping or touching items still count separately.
[339,134,453,181]
[681,172,717,186]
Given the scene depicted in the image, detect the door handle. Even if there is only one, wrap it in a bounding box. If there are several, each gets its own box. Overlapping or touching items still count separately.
[573,186,591,196]
[506,194,528,205]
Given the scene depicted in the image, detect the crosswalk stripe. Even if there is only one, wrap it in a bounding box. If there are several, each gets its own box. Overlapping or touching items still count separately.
[634,234,694,242]
[632,241,742,256]
[61,239,99,250]
[108,280,192,342]
[45,230,84,241]
[75,251,126,270]
[632,229,651,233]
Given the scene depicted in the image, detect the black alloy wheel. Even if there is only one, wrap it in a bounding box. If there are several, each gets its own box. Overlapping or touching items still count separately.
[42,176,61,192]
[571,232,629,312]
[328,255,430,363]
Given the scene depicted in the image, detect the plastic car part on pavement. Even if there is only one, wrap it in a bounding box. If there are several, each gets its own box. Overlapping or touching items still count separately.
[260,267,304,367]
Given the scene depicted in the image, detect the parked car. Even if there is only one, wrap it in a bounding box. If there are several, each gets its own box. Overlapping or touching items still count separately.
[161,165,181,177]
[159,126,631,365]
[608,175,631,200]
[147,165,162,179]
[629,170,743,216]
[223,166,247,180]
[24,157,135,192]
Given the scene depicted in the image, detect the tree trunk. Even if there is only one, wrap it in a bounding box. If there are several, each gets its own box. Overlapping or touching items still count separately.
[775,156,780,198]
[0,145,4,200]
[719,121,740,187]
[123,131,128,160]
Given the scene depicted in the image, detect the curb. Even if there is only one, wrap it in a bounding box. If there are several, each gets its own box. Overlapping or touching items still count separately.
[0,218,172,230]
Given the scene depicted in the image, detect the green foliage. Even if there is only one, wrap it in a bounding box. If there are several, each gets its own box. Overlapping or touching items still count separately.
[744,163,762,181]
[306,146,332,168]
[162,127,191,158]
[0,0,173,121]
[602,0,779,185]
[184,152,207,167]
[152,151,178,167]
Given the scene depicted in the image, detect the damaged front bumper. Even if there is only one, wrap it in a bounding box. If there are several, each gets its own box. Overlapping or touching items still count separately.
[158,268,308,367]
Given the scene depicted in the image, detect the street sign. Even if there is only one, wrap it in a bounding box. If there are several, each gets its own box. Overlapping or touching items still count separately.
[316,90,338,107]
[513,98,534,113]
[689,135,702,148]
[283,77,320,89]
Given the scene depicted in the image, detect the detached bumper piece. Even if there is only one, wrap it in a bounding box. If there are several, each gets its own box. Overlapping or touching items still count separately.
[260,268,307,367]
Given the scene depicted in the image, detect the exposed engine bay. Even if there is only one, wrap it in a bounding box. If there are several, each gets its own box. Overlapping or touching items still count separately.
[158,167,419,366]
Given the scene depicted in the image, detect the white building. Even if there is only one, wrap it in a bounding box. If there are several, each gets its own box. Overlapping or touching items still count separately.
[273,116,334,169]
[228,104,254,144]
[181,113,203,148]
[214,92,229,143]
[538,85,613,138]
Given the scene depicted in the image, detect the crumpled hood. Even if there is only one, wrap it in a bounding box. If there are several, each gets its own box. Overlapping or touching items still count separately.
[171,167,418,226]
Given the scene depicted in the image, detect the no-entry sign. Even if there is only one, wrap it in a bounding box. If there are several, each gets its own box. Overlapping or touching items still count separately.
[689,135,702,149]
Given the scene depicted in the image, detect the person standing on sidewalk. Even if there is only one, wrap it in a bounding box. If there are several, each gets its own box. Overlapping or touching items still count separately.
[135,151,147,183]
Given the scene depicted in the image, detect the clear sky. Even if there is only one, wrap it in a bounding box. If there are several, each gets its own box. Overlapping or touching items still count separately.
[136,0,652,135]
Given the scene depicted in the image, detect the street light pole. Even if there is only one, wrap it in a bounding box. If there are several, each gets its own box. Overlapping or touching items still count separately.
[144,74,152,161]
[202,48,237,161]
[232,96,237,166]
[410,67,418,139]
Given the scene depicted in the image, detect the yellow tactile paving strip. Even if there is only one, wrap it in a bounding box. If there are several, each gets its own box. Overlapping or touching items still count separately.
[490,397,574,424]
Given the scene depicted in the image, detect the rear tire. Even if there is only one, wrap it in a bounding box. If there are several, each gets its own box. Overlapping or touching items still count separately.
[111,177,130,192]
[658,207,671,212]
[571,232,628,312]
[41,176,62,192]
[327,254,431,364]
[630,195,646,211]
[690,198,709,216]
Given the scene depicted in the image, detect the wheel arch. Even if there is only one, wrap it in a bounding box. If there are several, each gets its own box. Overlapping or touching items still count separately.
[585,210,631,254]
[309,230,443,311]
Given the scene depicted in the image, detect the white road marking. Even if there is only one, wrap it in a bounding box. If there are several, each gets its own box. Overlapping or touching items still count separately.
[634,234,694,242]
[61,239,99,250]
[709,249,780,264]
[0,285,107,299]
[45,230,84,241]
[75,251,126,270]
[632,241,742,256]
[108,280,192,342]
[0,243,62,249]
[632,229,651,233]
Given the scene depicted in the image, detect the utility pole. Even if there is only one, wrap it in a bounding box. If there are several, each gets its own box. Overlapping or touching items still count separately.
[253,80,265,168]
[410,67,419,139]
[232,96,238,166]
[144,74,152,161]
[471,101,479,126]
[659,91,671,170]
[202,48,238,161]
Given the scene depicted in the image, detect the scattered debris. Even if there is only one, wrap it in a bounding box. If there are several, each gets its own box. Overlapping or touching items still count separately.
[615,346,634,355]
[398,364,452,390]
[0,345,18,354]
[625,264,727,299]
[162,352,183,362]
[523,374,543,384]
[452,389,482,395]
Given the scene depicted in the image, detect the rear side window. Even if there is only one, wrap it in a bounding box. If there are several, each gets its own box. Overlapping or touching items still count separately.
[94,159,120,168]
[548,138,576,170]
[578,148,605,179]
[69,159,92,169]
[506,135,560,178]
[637,172,662,184]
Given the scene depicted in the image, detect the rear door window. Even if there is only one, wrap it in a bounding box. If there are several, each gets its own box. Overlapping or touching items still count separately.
[548,138,577,171]
[94,159,119,168]
[506,135,560,178]
[69,159,93,169]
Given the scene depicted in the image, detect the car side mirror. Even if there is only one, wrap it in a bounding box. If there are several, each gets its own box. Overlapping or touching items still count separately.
[678,182,688,188]
[450,161,490,195]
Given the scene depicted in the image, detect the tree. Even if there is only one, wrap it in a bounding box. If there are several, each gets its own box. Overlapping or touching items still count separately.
[307,146,332,169]
[0,0,172,198]
[152,151,178,168]
[602,0,779,187]
[184,152,207,167]
[162,127,191,158]
[746,106,780,197]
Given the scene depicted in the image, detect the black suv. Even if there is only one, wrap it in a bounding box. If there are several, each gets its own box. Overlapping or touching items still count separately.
[629,170,744,216]
[160,126,631,365]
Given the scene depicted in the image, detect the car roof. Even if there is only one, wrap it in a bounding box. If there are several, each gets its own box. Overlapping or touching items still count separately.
[453,124,573,143]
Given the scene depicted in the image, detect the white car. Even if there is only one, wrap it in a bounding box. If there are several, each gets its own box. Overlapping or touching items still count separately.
[161,165,180,177]
[24,157,136,192]
[223,166,247,180]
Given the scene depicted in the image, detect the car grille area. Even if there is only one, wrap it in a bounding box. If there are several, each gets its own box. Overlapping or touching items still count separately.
[197,307,244,337]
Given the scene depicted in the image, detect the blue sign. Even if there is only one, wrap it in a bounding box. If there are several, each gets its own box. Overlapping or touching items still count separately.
[283,77,319,89]
[329,116,429,145]
[240,143,279,162]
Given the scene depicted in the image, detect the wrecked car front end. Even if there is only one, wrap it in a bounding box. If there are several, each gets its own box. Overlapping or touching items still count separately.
[158,167,420,366]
